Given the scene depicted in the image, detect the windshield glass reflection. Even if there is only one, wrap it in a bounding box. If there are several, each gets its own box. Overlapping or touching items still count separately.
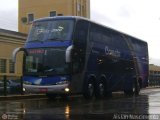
[27,19,74,42]
[24,48,69,76]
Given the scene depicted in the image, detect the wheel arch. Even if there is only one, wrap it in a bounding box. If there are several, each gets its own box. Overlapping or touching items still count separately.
[87,74,96,83]
[99,74,107,81]
[83,74,96,91]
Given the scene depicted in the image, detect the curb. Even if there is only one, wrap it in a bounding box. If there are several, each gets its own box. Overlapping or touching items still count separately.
[145,86,160,89]
[0,94,46,101]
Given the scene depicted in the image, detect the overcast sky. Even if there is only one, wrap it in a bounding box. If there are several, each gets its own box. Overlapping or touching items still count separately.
[0,0,160,65]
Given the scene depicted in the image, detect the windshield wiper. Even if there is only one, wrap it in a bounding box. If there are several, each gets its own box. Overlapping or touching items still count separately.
[46,37,64,42]
[44,68,56,72]
[28,39,43,43]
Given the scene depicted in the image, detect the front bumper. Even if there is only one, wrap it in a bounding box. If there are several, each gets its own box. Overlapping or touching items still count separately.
[23,83,69,94]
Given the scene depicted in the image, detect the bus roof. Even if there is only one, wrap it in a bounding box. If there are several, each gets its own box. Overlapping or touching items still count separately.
[34,16,88,22]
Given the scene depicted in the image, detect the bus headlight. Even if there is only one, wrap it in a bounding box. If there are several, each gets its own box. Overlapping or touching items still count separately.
[23,88,26,92]
[56,81,69,85]
[65,88,70,92]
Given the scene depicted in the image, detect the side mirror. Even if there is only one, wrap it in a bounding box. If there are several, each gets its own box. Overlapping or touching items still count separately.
[65,45,73,63]
[12,47,27,63]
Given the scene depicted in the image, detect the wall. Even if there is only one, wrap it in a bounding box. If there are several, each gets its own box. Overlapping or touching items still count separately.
[0,29,27,79]
[18,0,90,33]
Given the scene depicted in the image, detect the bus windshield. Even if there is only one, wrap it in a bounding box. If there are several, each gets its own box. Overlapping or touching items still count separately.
[27,19,74,42]
[24,48,70,76]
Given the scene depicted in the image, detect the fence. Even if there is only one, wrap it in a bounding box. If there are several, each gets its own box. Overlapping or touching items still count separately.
[148,74,160,87]
[148,80,160,87]
[0,75,23,96]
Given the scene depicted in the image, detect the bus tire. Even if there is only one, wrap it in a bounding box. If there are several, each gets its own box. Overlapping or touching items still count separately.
[83,80,94,99]
[124,79,140,96]
[95,79,105,99]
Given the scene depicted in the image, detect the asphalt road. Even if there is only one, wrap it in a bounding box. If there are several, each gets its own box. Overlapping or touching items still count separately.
[0,88,160,120]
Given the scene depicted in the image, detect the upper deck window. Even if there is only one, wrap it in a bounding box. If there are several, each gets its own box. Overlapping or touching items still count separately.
[27,19,74,42]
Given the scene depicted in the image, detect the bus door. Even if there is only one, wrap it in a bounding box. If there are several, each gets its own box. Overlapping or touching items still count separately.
[71,20,89,93]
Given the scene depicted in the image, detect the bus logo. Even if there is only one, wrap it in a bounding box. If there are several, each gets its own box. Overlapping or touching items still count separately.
[105,46,121,58]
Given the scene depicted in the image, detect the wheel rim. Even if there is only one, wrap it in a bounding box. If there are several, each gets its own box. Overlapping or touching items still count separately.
[88,83,94,96]
[133,85,135,93]
[99,83,104,96]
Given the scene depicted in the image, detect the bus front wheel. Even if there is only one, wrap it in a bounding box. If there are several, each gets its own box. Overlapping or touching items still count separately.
[83,80,94,99]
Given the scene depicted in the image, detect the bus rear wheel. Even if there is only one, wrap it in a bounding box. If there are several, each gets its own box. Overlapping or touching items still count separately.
[83,80,94,99]
[95,80,105,99]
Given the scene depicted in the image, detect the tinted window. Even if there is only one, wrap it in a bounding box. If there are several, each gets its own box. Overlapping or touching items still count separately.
[102,29,112,45]
[131,38,148,55]
[90,24,112,45]
[74,20,89,48]
[111,32,128,50]
[73,20,89,73]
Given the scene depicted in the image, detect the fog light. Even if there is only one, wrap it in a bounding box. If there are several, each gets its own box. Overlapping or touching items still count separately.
[65,88,70,92]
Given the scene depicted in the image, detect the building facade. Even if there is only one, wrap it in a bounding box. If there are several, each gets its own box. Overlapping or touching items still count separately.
[18,0,90,33]
[0,29,27,80]
[149,64,160,86]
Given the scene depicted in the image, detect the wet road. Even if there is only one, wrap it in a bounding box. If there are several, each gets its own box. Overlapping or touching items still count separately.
[0,88,160,120]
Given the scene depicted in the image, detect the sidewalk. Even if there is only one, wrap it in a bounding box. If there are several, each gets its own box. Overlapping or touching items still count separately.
[0,94,46,101]
[146,86,160,89]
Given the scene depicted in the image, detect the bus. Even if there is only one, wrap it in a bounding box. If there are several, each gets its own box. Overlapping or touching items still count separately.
[13,16,148,99]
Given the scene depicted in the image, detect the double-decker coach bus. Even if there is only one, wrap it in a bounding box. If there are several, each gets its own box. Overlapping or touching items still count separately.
[13,16,148,99]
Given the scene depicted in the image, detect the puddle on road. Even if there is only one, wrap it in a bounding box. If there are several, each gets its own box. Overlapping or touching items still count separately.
[0,89,160,119]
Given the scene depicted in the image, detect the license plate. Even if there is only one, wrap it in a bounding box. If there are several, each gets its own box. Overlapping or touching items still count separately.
[39,88,48,93]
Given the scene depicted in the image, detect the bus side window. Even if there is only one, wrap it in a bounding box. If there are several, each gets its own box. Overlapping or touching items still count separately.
[73,20,89,73]
[74,20,89,49]
[89,24,101,42]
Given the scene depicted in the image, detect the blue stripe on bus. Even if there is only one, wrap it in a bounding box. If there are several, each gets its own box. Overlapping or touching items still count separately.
[24,41,72,48]
[23,75,70,85]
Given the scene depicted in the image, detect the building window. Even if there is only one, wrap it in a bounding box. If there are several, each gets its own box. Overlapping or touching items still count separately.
[28,13,34,23]
[0,59,6,73]
[50,11,56,17]
[77,3,81,12]
[9,60,15,73]
[57,14,63,16]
